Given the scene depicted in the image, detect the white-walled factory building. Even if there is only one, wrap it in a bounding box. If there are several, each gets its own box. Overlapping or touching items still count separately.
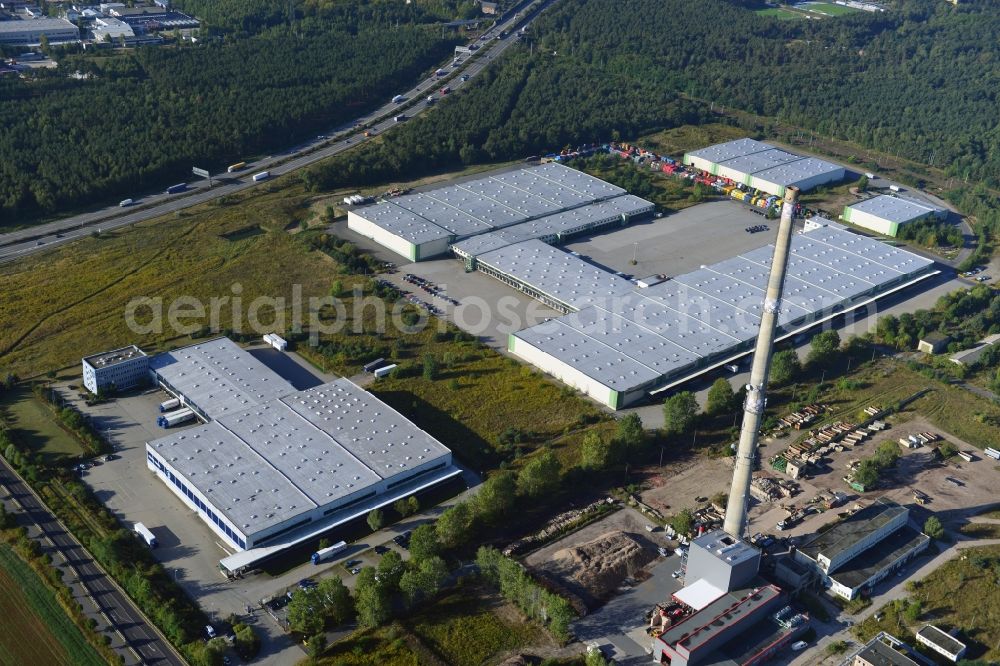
[140,338,459,572]
[842,194,948,237]
[508,224,936,409]
[346,163,652,262]
[683,139,846,196]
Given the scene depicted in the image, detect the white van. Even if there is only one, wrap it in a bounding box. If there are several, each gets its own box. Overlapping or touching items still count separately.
[119,198,134,207]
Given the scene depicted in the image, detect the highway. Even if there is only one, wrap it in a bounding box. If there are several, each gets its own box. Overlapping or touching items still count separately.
[0,0,553,264]
[0,458,186,666]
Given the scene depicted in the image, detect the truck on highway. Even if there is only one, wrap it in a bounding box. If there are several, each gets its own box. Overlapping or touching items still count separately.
[227,161,247,173]
[165,183,186,194]
[134,522,158,548]
[392,94,405,104]
[157,407,195,428]
[119,198,134,207]
[311,540,347,565]
[440,85,450,95]
[252,171,270,182]
[435,68,447,77]
[393,114,406,123]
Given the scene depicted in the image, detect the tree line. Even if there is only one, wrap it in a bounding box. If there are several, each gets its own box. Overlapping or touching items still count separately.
[0,8,460,223]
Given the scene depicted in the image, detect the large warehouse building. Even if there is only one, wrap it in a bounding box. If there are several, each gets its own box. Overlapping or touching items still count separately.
[683,139,846,196]
[508,223,936,409]
[347,163,654,261]
[842,194,948,237]
[142,338,459,573]
[0,18,79,44]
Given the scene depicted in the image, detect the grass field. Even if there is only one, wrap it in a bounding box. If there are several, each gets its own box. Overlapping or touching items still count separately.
[856,545,1000,661]
[0,543,107,666]
[789,359,1000,451]
[0,386,86,464]
[755,7,805,19]
[639,123,749,158]
[797,1,860,15]
[0,181,334,379]
[960,522,1000,539]
[409,589,547,666]
[320,587,550,666]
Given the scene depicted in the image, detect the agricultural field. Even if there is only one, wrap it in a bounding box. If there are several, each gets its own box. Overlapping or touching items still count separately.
[855,545,1000,662]
[0,544,106,666]
[0,386,86,464]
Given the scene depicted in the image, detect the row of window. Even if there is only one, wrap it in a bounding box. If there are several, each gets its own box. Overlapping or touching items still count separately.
[147,451,247,549]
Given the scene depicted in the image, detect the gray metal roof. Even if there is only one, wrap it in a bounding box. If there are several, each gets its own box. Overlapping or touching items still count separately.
[387,194,493,238]
[750,157,844,187]
[450,195,654,257]
[513,227,934,393]
[147,378,451,536]
[149,338,296,420]
[0,17,79,33]
[354,201,453,246]
[847,195,938,224]
[476,239,634,310]
[829,526,929,591]
[916,625,965,655]
[797,498,906,567]
[685,138,772,164]
[717,148,801,175]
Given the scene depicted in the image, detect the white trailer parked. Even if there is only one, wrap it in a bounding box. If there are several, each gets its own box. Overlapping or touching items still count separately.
[134,522,158,548]
[263,333,288,351]
[252,171,270,182]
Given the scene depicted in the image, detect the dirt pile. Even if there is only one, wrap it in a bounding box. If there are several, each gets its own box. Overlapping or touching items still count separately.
[552,530,655,601]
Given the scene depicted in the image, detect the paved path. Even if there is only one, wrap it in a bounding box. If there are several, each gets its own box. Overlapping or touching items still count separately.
[0,0,556,264]
[0,457,187,666]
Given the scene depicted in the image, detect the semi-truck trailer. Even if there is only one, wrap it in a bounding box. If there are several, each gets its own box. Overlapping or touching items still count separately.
[165,183,186,194]
[134,522,158,548]
[119,198,134,207]
[157,408,195,428]
[227,161,247,173]
[373,364,397,378]
[311,541,348,565]
[159,398,180,412]
[252,171,270,182]
[435,68,447,77]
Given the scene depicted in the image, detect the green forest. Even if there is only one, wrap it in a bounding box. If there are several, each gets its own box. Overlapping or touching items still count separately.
[0,2,464,223]
[7,0,1000,226]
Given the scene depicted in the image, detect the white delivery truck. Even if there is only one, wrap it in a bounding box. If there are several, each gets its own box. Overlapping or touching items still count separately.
[311,540,348,565]
[252,171,270,182]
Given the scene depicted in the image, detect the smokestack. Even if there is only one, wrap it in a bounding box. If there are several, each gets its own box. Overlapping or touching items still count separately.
[723,186,800,538]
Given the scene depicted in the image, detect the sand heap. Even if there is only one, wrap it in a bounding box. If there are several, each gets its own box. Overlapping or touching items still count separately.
[552,531,655,599]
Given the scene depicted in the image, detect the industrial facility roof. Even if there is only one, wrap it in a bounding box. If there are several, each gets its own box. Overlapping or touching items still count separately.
[351,163,632,248]
[916,625,966,656]
[450,195,654,258]
[855,638,921,666]
[673,578,725,611]
[846,194,940,224]
[693,531,761,568]
[0,17,78,33]
[147,378,451,535]
[658,585,782,651]
[797,498,906,569]
[829,526,928,590]
[84,345,146,368]
[149,338,296,420]
[750,157,844,187]
[512,226,934,392]
[685,138,772,164]
[717,149,801,175]
[476,239,634,310]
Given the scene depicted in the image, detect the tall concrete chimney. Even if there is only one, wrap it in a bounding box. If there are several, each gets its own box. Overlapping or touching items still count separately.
[723,186,800,538]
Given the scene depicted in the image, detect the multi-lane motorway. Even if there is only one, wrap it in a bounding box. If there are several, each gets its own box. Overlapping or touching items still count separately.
[0,458,186,666]
[0,0,552,264]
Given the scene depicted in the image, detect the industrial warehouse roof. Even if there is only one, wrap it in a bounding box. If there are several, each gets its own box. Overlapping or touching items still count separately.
[149,338,296,420]
[451,195,654,258]
[476,239,634,310]
[512,226,934,392]
[147,378,451,534]
[846,195,941,224]
[685,138,772,164]
[916,626,966,657]
[0,17,78,32]
[350,163,633,247]
[658,585,782,650]
[685,139,844,189]
[797,498,906,569]
[829,526,928,590]
[673,578,725,611]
